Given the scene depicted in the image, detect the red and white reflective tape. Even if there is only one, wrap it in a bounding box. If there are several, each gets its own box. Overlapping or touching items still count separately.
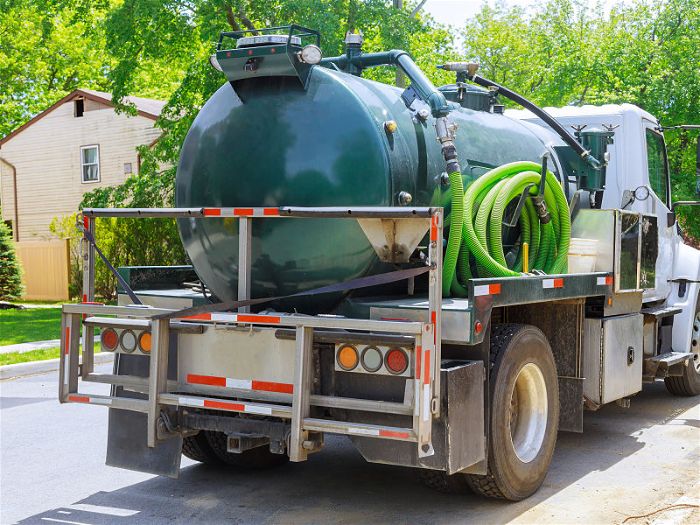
[347,426,411,440]
[181,313,282,325]
[67,394,112,406]
[542,278,564,289]
[202,207,280,217]
[597,275,614,286]
[473,283,502,297]
[187,374,293,394]
[62,326,71,385]
[430,214,439,242]
[177,395,273,415]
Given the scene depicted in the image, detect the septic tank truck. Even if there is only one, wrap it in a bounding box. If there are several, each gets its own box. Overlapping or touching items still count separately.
[58,26,700,501]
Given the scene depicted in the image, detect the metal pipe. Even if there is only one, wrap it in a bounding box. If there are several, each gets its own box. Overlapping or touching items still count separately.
[0,157,19,240]
[321,50,451,117]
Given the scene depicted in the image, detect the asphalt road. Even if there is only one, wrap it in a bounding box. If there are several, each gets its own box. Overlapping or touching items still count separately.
[1,365,699,525]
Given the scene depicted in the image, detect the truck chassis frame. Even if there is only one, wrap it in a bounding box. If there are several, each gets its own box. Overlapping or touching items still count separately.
[59,205,615,472]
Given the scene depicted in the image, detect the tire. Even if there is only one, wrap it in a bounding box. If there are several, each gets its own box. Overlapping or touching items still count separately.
[205,431,289,469]
[182,432,221,464]
[665,296,700,396]
[465,323,560,501]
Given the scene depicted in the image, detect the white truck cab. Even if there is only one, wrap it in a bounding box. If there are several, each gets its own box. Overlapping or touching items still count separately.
[509,104,700,358]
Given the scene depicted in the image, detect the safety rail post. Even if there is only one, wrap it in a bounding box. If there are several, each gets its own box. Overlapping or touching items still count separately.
[238,216,252,313]
[59,312,81,401]
[81,214,96,377]
[147,318,170,447]
[428,209,443,417]
[290,325,314,461]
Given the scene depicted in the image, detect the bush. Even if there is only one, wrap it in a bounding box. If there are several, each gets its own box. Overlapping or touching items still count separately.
[49,214,83,299]
[0,220,23,301]
[50,170,187,300]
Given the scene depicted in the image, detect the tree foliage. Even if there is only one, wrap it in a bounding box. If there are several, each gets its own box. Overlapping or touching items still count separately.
[463,0,700,242]
[1,0,698,298]
[0,218,23,301]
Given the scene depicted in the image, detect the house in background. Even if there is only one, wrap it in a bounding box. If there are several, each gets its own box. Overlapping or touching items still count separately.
[0,88,165,241]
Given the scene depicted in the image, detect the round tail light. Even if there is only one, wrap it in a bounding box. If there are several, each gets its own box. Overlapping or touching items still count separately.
[138,332,152,353]
[385,347,409,375]
[337,344,359,371]
[361,346,383,372]
[100,328,119,351]
[120,329,137,353]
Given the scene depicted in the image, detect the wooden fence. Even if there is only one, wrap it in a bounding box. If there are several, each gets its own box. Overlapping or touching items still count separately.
[15,240,70,301]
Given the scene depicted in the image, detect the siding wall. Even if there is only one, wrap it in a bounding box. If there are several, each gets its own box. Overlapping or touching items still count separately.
[0,99,161,241]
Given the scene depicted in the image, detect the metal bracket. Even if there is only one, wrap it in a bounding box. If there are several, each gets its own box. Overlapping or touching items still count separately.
[503,183,535,227]
[401,85,419,108]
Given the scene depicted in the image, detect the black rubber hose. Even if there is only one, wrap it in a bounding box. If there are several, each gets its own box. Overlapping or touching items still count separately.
[467,74,601,170]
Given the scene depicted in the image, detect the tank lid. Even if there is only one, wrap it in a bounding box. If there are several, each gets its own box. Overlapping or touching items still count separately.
[438,84,491,112]
[236,34,302,48]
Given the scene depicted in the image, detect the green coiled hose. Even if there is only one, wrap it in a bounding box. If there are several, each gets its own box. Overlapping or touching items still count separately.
[441,161,571,296]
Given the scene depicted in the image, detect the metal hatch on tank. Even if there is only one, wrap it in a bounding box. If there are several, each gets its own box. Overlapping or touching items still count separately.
[175,28,547,313]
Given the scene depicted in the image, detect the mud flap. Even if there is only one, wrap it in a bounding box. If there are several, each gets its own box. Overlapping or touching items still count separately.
[349,360,485,474]
[106,343,182,478]
[106,406,183,478]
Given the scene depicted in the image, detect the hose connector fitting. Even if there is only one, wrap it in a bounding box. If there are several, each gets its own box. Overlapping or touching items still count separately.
[531,195,551,225]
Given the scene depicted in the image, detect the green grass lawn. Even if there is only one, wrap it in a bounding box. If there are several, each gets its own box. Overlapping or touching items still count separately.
[0,344,102,366]
[0,308,63,345]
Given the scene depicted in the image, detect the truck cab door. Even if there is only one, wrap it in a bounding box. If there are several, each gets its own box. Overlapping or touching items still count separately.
[641,120,674,302]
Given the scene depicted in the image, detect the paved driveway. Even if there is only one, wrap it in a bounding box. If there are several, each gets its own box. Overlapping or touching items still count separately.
[1,366,698,524]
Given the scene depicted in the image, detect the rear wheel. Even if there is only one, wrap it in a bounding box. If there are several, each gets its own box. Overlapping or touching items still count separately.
[466,324,559,501]
[182,432,220,464]
[418,324,559,501]
[665,297,700,396]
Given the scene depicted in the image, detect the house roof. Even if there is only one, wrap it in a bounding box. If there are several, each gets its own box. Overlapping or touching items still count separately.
[0,88,166,147]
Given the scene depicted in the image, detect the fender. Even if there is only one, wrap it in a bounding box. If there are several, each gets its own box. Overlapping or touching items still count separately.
[673,241,700,282]
[669,241,700,352]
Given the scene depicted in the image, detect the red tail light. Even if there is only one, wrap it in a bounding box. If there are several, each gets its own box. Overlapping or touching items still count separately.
[100,328,118,351]
[385,348,408,375]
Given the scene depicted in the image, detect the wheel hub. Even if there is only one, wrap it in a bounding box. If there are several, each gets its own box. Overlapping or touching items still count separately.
[509,362,548,463]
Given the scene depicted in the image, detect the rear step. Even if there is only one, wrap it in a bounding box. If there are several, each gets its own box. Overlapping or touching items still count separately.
[641,306,682,319]
[643,351,693,380]
[303,417,416,441]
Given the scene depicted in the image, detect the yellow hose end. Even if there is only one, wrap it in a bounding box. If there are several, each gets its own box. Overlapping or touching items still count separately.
[523,242,529,273]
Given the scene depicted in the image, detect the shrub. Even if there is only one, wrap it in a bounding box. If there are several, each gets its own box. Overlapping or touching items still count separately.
[0,220,23,301]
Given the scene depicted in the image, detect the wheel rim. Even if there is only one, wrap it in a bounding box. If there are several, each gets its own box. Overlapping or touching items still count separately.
[509,362,548,463]
[692,311,700,373]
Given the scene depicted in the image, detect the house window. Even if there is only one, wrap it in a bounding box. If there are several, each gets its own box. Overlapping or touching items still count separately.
[74,99,84,117]
[123,162,132,175]
[81,145,100,183]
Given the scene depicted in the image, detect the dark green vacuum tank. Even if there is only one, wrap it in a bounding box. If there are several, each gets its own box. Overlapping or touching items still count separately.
[175,30,547,311]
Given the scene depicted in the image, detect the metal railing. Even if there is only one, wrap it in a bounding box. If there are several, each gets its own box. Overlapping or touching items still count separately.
[59,206,443,462]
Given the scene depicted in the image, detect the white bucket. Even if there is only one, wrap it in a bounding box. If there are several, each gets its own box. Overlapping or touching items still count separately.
[568,238,598,273]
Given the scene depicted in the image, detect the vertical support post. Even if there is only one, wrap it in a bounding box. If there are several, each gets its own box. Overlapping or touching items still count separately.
[59,312,82,401]
[147,318,170,447]
[428,209,443,415]
[416,208,443,459]
[81,215,96,377]
[289,325,313,462]
[238,216,252,313]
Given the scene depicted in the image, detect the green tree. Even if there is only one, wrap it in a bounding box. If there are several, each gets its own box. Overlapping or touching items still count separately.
[462,0,700,243]
[0,219,23,301]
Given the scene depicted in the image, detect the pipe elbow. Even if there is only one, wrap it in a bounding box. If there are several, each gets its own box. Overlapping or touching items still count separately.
[386,49,410,63]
